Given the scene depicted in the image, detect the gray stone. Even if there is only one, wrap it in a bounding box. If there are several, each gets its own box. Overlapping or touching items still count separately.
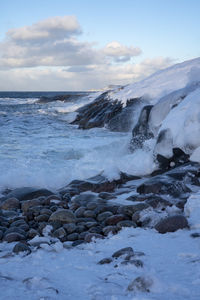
[35,214,49,223]
[72,240,85,247]
[155,215,189,234]
[49,209,76,223]
[53,227,66,239]
[98,258,113,264]
[21,199,41,213]
[119,203,149,216]
[117,220,137,229]
[5,187,54,201]
[83,210,96,218]
[97,211,113,222]
[74,207,85,218]
[13,242,31,254]
[85,221,98,229]
[63,223,77,234]
[10,219,28,227]
[84,233,104,243]
[105,214,126,226]
[1,198,20,210]
[40,208,52,215]
[67,233,79,241]
[127,276,153,292]
[4,227,26,237]
[4,232,25,243]
[102,226,118,236]
[27,229,38,239]
[86,202,97,210]
[112,247,134,258]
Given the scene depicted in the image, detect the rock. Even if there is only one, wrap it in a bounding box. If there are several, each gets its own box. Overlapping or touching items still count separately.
[40,208,52,215]
[98,258,113,265]
[121,259,143,267]
[127,276,153,292]
[53,228,66,239]
[21,199,41,213]
[13,242,31,254]
[155,215,189,233]
[74,207,85,218]
[49,209,76,224]
[4,227,26,237]
[0,230,3,240]
[105,214,126,226]
[99,192,114,200]
[112,247,134,258]
[119,204,149,216]
[72,240,85,247]
[117,220,137,229]
[5,187,54,201]
[88,226,102,234]
[27,229,38,239]
[85,221,98,229]
[83,210,96,218]
[190,232,200,238]
[137,175,191,197]
[35,214,49,223]
[97,211,113,222]
[4,232,25,243]
[86,202,98,210]
[102,226,118,236]
[67,233,79,241]
[130,105,153,151]
[63,223,77,234]
[0,198,20,210]
[84,233,104,243]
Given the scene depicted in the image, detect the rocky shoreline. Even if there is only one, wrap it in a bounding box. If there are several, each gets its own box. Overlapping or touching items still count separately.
[0,158,199,256]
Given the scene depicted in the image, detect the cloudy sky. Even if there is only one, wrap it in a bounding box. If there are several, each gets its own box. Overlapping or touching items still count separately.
[0,0,199,91]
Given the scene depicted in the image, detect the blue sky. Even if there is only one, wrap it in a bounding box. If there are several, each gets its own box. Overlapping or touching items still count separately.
[0,0,199,90]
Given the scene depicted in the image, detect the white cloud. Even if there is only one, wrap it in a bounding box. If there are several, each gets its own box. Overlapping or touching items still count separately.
[0,16,173,90]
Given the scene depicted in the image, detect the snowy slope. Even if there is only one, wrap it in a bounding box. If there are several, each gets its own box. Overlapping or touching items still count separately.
[109,57,200,106]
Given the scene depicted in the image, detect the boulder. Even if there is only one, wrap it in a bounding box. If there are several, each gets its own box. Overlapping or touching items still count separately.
[155,215,189,233]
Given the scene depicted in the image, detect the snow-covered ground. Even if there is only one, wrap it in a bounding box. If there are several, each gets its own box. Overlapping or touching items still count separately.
[1,225,200,300]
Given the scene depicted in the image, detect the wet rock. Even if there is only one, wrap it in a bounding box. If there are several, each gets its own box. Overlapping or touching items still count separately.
[121,259,143,267]
[105,214,126,226]
[98,258,113,265]
[102,225,118,236]
[137,175,191,197]
[4,232,25,243]
[67,233,79,241]
[119,203,149,216]
[21,199,41,213]
[84,233,104,243]
[53,227,66,239]
[13,242,31,254]
[112,247,134,258]
[0,198,20,210]
[97,211,113,222]
[35,214,49,223]
[127,276,153,292]
[117,220,137,229]
[27,229,38,239]
[155,215,189,233]
[63,223,77,234]
[5,187,54,201]
[49,209,76,224]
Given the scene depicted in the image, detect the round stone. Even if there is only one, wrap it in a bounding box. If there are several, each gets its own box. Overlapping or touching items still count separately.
[49,209,76,223]
[13,242,31,254]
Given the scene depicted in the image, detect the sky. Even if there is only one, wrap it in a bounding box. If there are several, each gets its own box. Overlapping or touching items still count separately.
[0,0,199,91]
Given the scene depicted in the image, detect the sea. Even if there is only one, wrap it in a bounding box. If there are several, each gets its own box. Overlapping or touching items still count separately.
[1,91,154,194]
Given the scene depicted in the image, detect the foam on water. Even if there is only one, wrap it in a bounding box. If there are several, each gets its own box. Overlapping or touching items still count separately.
[0,92,156,193]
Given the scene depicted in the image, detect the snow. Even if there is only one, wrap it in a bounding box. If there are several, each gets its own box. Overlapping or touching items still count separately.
[1,227,200,299]
[109,57,200,106]
[184,192,200,229]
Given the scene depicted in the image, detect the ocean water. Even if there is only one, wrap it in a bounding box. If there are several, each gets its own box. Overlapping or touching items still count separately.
[0,91,155,193]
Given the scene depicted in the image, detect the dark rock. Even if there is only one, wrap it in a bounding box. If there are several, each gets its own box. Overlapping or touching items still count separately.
[86,202,98,210]
[49,209,76,223]
[4,232,25,243]
[72,240,85,247]
[137,175,191,197]
[85,221,98,229]
[190,232,200,238]
[99,192,115,200]
[130,105,153,151]
[5,187,54,201]
[74,207,85,218]
[67,233,79,241]
[97,211,113,222]
[117,220,137,229]
[83,210,96,218]
[102,226,118,236]
[4,227,26,237]
[118,203,149,216]
[35,214,49,223]
[10,219,28,227]
[155,215,189,233]
[105,214,126,226]
[88,226,102,234]
[84,233,104,243]
[0,230,3,240]
[79,231,88,240]
[63,223,77,234]
[53,228,66,239]
[112,247,134,258]
[27,229,38,239]
[13,242,31,254]
[98,258,113,265]
[0,198,20,210]
[121,259,143,267]
[75,225,86,233]
[40,208,52,216]
[21,199,41,213]
[127,276,153,292]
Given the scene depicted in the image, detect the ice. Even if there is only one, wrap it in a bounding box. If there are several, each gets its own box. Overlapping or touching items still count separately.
[184,192,200,228]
